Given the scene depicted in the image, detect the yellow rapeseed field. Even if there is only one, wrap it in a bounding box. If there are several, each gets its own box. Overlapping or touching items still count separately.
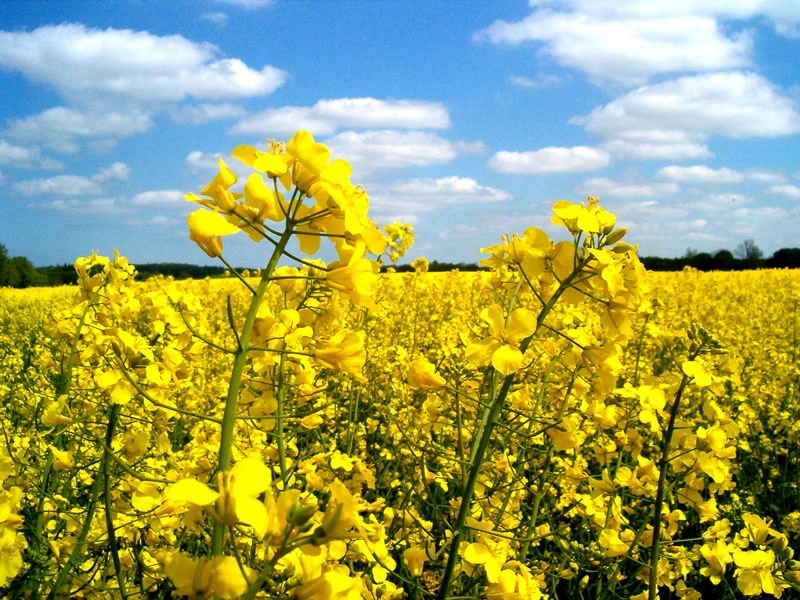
[1,131,799,599]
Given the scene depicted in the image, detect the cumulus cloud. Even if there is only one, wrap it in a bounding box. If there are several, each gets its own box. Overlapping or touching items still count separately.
[186,151,225,173]
[4,106,154,153]
[479,8,752,86]
[578,72,800,160]
[0,23,286,106]
[580,177,679,198]
[14,174,103,196]
[508,73,565,88]
[0,139,62,169]
[35,197,120,214]
[14,162,131,196]
[93,162,132,183]
[170,103,246,124]
[657,165,744,184]
[601,131,713,160]
[0,24,286,153]
[131,190,186,206]
[370,176,511,221]
[581,72,800,139]
[230,98,451,137]
[488,146,610,174]
[324,130,462,174]
[769,184,800,199]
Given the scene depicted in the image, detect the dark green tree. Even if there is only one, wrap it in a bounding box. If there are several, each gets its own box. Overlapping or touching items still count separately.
[3,255,43,288]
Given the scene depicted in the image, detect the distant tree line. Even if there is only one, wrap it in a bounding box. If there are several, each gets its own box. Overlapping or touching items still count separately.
[641,240,800,272]
[0,244,46,288]
[386,260,483,273]
[2,240,800,289]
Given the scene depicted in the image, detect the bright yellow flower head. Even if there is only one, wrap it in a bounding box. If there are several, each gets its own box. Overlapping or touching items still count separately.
[407,357,446,391]
[465,304,537,376]
[187,209,241,258]
[314,331,367,383]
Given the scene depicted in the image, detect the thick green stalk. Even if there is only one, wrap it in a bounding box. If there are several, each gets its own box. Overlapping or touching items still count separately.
[48,403,120,599]
[436,265,584,600]
[647,372,691,600]
[212,223,295,556]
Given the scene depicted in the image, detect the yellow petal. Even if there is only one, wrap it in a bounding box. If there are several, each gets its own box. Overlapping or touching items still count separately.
[231,457,271,497]
[235,495,269,538]
[166,478,219,507]
[491,344,524,376]
[463,542,491,565]
[506,307,536,340]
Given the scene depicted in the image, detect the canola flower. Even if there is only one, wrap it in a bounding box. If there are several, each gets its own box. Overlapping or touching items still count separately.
[1,131,799,599]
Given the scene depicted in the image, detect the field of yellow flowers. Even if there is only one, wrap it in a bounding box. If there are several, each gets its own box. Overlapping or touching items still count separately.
[1,131,799,599]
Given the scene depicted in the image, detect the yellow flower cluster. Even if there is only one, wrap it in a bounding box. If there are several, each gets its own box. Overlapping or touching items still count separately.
[1,131,799,599]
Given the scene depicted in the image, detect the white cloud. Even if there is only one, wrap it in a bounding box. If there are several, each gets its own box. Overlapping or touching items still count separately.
[93,162,131,183]
[131,190,185,206]
[479,9,752,86]
[373,177,511,211]
[508,73,565,88]
[5,106,153,153]
[171,103,246,124]
[370,176,511,224]
[769,184,800,199]
[488,146,610,174]
[215,0,273,8]
[602,131,713,160]
[14,162,131,196]
[32,197,120,214]
[229,98,451,137]
[581,72,800,140]
[14,174,103,196]
[580,177,679,198]
[186,151,225,172]
[657,165,744,183]
[201,12,229,26]
[0,23,286,106]
[0,139,62,169]
[146,216,180,226]
[577,72,800,160]
[324,130,461,174]
[744,169,786,184]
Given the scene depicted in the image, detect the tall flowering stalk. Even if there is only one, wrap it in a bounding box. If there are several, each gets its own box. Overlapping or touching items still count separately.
[435,197,647,599]
[178,130,399,592]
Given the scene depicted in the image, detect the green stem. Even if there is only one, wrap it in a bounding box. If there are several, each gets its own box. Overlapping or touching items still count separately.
[436,263,585,600]
[103,405,127,598]
[48,403,119,599]
[211,223,295,556]
[647,371,692,600]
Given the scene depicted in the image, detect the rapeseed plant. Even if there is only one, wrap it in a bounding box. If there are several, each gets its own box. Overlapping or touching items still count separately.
[0,133,799,599]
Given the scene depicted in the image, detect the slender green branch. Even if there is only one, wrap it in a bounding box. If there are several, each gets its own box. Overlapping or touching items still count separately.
[212,220,296,556]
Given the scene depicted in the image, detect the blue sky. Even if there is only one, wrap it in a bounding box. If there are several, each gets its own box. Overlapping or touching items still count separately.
[1,0,799,268]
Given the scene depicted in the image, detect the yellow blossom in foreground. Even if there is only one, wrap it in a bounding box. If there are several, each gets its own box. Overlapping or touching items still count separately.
[407,357,445,390]
[314,331,367,383]
[187,209,241,258]
[465,304,537,376]
[164,457,271,538]
[164,553,250,599]
[733,549,777,596]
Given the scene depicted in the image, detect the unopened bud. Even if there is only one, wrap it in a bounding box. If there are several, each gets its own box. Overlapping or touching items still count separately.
[605,227,627,245]
[288,502,317,527]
